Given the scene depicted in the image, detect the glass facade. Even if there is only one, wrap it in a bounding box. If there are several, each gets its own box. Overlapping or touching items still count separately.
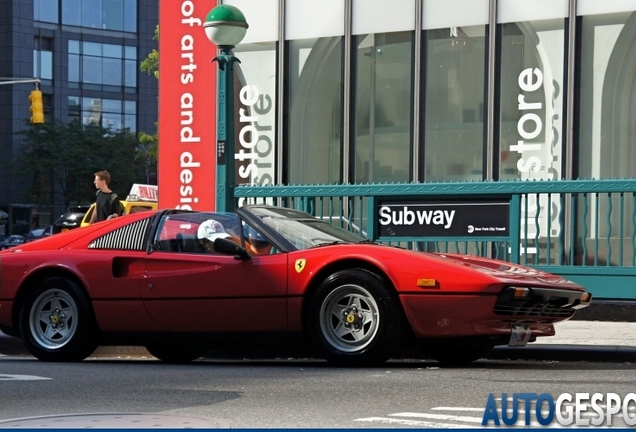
[68,97,136,131]
[33,37,53,82]
[286,37,343,184]
[227,0,636,270]
[423,26,486,182]
[353,31,412,184]
[61,0,137,32]
[36,0,137,31]
[68,41,137,91]
[231,0,636,186]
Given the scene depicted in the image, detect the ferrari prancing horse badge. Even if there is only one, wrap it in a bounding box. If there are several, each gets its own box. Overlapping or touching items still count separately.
[295,259,307,273]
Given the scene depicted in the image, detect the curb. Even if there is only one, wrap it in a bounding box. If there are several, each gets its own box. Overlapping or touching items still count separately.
[4,332,636,363]
[491,344,636,363]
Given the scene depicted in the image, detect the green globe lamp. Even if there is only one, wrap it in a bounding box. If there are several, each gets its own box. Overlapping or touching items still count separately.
[204,5,249,212]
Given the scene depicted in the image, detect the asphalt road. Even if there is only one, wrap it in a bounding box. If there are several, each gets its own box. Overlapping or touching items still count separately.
[2,355,636,428]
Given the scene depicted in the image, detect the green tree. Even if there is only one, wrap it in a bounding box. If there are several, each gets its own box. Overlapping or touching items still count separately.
[139,24,159,180]
[14,120,150,209]
[140,25,159,79]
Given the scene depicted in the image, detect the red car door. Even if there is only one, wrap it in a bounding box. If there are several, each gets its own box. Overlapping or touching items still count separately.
[141,251,289,332]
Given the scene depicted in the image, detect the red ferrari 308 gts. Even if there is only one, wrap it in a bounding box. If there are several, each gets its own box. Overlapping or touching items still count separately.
[0,205,591,366]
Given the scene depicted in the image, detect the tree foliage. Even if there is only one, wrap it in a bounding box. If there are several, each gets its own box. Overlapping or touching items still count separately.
[140,25,159,79]
[139,25,160,175]
[13,120,153,209]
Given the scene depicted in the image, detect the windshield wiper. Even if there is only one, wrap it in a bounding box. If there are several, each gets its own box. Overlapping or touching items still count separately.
[357,239,377,244]
[309,240,348,248]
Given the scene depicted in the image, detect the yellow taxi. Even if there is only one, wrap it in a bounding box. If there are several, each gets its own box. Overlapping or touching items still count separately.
[81,184,158,227]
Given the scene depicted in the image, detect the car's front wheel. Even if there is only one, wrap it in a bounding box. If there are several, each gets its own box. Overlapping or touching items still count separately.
[307,268,404,367]
[19,277,98,362]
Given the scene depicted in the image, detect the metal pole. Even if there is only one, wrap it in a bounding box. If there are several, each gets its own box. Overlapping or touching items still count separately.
[213,46,240,212]
[0,78,41,87]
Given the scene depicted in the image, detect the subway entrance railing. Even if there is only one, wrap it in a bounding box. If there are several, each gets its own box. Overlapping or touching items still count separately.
[235,179,636,300]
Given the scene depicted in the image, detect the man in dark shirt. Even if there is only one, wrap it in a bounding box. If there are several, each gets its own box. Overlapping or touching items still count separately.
[89,170,122,223]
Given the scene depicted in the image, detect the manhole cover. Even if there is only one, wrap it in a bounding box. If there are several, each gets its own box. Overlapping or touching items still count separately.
[0,413,229,428]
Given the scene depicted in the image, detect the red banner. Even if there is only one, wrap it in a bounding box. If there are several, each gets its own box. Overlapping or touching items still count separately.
[158,0,219,210]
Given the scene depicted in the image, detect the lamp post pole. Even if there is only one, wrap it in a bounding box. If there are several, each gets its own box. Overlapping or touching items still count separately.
[204,5,248,212]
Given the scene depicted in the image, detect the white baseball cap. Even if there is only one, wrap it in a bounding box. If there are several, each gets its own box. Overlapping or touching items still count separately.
[197,219,231,241]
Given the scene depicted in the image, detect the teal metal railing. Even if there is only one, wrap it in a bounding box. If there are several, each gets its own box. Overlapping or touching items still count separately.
[235,179,636,299]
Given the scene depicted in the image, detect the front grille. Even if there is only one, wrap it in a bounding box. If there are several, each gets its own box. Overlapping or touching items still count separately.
[493,286,589,318]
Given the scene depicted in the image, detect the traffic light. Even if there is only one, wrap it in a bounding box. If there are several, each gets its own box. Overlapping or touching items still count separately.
[29,90,44,124]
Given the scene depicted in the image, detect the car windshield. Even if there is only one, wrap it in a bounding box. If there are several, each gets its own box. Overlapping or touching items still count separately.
[260,216,365,250]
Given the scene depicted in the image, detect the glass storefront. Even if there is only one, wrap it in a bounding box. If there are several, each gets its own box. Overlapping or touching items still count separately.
[423,26,486,182]
[221,0,636,270]
[286,37,343,185]
[228,0,636,187]
[354,31,413,184]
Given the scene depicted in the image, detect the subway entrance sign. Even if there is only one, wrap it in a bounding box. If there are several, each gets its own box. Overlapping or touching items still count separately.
[376,199,510,238]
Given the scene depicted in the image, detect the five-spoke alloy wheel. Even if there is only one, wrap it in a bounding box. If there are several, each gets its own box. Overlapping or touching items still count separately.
[20,277,98,362]
[307,268,404,366]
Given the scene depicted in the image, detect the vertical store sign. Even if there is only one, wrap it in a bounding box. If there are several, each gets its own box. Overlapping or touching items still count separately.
[158,0,218,210]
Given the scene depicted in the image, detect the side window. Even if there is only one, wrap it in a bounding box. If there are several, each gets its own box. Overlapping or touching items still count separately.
[153,212,243,255]
[241,222,278,256]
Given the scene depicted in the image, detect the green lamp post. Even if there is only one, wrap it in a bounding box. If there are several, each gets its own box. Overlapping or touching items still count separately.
[204,5,249,212]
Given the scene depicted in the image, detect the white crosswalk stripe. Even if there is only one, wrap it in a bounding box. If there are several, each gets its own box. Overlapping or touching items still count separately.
[0,374,51,381]
[355,408,484,428]
[356,403,636,428]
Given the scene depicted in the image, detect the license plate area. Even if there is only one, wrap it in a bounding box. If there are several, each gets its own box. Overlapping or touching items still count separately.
[508,325,531,347]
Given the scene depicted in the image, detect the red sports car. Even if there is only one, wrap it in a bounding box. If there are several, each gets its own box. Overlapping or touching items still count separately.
[0,205,591,366]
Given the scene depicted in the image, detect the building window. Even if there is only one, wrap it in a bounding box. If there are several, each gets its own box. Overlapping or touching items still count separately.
[68,41,137,91]
[498,19,565,182]
[34,37,53,82]
[67,96,136,132]
[234,41,278,187]
[422,26,486,182]
[286,37,343,185]
[578,11,636,180]
[34,0,59,23]
[353,31,413,184]
[61,0,137,32]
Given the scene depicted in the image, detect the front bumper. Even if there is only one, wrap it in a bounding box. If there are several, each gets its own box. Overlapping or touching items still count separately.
[400,289,589,339]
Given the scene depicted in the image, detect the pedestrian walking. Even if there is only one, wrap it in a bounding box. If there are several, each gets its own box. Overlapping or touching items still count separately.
[89,170,123,223]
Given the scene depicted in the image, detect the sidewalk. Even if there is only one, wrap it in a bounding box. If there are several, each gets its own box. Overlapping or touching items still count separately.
[2,320,636,362]
[491,320,636,362]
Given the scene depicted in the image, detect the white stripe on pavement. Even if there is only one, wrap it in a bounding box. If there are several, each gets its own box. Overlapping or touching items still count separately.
[0,374,51,381]
[354,417,479,428]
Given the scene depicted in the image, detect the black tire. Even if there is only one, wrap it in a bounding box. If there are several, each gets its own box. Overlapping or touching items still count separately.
[19,276,98,362]
[306,268,405,367]
[145,343,206,364]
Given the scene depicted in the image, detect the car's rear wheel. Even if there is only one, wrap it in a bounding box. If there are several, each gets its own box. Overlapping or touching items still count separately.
[307,268,404,367]
[145,343,206,364]
[19,277,98,362]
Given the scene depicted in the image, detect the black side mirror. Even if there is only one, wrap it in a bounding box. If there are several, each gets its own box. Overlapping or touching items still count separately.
[214,237,251,260]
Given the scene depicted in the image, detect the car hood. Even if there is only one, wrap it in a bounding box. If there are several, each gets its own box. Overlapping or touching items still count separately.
[431,252,569,284]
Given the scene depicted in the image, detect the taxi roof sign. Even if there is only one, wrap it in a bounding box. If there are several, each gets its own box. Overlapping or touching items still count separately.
[126,184,158,202]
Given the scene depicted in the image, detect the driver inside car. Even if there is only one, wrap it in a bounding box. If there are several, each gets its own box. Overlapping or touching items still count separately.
[197,219,240,253]
[245,226,273,256]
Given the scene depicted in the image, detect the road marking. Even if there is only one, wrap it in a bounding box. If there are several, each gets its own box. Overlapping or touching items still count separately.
[353,417,479,428]
[390,412,484,423]
[0,374,51,381]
